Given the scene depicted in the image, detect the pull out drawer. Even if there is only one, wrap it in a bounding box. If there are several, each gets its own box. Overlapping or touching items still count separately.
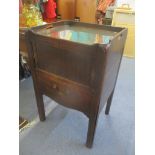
[36,69,93,115]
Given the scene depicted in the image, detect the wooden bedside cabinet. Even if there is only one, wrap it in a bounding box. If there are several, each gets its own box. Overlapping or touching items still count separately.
[26,21,127,148]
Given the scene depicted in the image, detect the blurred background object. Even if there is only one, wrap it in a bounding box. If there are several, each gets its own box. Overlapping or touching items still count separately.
[112,4,135,57]
[19,0,43,27]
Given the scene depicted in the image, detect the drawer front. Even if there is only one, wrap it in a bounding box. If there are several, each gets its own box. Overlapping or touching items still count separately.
[36,69,93,116]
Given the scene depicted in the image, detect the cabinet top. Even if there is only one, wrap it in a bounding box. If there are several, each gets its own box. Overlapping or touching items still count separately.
[31,20,126,45]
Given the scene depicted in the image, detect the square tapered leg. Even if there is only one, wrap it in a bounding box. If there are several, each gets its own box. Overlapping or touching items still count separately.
[105,90,114,115]
[86,115,98,148]
[35,92,46,121]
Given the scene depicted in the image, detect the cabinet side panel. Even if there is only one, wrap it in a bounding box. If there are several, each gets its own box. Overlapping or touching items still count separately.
[99,30,128,112]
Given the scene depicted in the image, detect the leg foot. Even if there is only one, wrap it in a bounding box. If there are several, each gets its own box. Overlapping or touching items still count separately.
[36,93,46,121]
[105,90,114,115]
[86,117,98,148]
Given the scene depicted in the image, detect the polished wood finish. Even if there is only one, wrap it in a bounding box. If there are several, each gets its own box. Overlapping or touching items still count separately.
[26,21,127,148]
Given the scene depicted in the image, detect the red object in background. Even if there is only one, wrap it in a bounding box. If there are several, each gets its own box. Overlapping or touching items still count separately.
[97,0,115,13]
[42,0,57,22]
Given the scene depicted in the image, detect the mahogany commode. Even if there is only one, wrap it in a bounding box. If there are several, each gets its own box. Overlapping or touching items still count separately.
[26,21,127,148]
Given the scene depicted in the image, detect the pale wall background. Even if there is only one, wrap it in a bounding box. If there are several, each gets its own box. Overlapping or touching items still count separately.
[116,0,135,9]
